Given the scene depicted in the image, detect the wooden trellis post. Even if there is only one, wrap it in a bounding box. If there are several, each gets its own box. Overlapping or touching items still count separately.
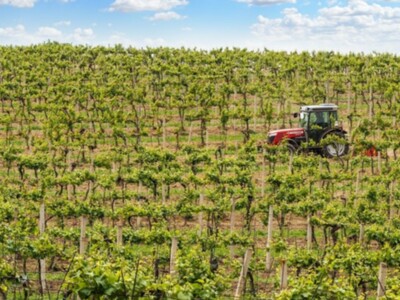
[170,237,178,277]
[39,202,46,294]
[89,148,94,187]
[355,170,361,195]
[377,151,382,174]
[234,248,252,300]
[198,193,204,236]
[116,219,123,247]
[266,205,273,271]
[261,149,266,198]
[230,197,236,258]
[354,170,361,207]
[161,183,167,204]
[188,122,193,143]
[280,260,288,290]
[39,203,45,235]
[162,114,166,148]
[377,262,387,298]
[137,181,143,228]
[359,223,365,246]
[307,214,312,251]
[67,149,73,200]
[79,216,88,255]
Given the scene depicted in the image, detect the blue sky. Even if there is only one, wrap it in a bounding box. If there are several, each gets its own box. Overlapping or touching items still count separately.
[0,0,400,53]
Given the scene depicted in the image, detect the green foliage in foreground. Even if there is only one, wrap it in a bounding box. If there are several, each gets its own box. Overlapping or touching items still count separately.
[64,246,227,300]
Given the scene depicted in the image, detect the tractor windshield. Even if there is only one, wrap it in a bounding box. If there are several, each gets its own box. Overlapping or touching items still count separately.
[309,111,337,129]
[300,110,338,129]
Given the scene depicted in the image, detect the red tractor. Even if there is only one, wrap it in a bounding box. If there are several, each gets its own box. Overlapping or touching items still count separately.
[267,104,349,157]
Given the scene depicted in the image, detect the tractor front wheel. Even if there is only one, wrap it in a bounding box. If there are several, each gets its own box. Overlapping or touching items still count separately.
[322,132,349,158]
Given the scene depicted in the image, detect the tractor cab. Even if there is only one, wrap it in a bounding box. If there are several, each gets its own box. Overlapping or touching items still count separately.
[299,104,339,143]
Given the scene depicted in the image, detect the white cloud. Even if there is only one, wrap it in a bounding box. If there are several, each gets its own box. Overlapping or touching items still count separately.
[144,37,166,46]
[71,28,95,43]
[0,24,97,45]
[251,0,400,52]
[37,26,62,37]
[237,0,295,5]
[149,11,186,21]
[327,0,338,5]
[54,20,71,26]
[181,26,192,31]
[106,32,137,46]
[0,24,26,37]
[109,0,188,12]
[0,0,36,7]
[0,24,46,44]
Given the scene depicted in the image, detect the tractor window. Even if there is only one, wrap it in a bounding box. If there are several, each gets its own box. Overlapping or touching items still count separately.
[329,111,338,125]
[309,111,336,129]
[299,112,308,128]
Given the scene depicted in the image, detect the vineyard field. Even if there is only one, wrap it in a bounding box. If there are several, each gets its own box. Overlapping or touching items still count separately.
[1,44,400,299]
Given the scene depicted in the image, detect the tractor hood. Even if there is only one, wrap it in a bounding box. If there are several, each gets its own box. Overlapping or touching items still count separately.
[267,128,305,145]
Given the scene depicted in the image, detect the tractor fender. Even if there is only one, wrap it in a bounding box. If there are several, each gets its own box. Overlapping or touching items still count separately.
[279,138,299,155]
[282,138,299,149]
[320,128,347,140]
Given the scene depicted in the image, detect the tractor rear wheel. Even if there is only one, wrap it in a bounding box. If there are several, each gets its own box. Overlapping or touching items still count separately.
[322,132,349,158]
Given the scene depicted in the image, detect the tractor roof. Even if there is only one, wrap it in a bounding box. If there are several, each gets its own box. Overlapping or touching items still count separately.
[300,103,338,112]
